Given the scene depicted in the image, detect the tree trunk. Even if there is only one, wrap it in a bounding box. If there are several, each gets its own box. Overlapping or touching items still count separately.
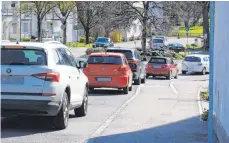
[141,2,149,55]
[203,5,209,50]
[63,22,67,44]
[85,28,90,44]
[37,18,42,42]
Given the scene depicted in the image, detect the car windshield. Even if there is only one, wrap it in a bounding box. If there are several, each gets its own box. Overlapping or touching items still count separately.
[168,44,176,47]
[184,56,201,62]
[153,39,163,44]
[149,58,167,64]
[106,50,134,60]
[96,38,109,43]
[87,56,122,65]
[1,48,47,65]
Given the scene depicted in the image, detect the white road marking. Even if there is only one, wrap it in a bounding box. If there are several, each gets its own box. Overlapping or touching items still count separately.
[86,84,143,143]
[197,85,204,122]
[169,82,178,96]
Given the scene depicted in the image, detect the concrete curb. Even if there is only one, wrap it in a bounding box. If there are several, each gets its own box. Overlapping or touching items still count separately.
[197,85,204,121]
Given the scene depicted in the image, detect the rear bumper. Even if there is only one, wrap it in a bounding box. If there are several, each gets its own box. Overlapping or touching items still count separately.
[182,65,203,72]
[1,99,61,117]
[146,68,169,76]
[88,75,129,88]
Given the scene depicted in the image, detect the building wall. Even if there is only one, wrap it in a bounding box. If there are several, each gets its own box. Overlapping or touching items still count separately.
[213,2,229,143]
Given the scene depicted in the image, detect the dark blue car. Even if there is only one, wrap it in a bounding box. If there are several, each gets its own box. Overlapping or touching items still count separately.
[168,43,185,52]
[92,37,114,48]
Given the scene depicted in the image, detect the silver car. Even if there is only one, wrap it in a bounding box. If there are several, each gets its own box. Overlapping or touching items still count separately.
[1,41,89,129]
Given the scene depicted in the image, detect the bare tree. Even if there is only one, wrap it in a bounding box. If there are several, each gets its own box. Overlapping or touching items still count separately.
[20,2,55,41]
[54,1,75,44]
[76,1,104,44]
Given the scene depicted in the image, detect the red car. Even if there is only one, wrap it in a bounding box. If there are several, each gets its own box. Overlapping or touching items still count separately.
[83,52,133,94]
[146,57,179,80]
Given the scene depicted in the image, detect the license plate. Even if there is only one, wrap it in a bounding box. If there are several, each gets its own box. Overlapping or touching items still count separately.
[96,77,112,82]
[1,76,24,84]
[152,65,161,68]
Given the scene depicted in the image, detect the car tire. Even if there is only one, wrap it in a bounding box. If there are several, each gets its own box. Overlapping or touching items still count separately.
[182,71,187,75]
[89,87,94,92]
[53,92,69,130]
[166,71,171,80]
[141,75,146,84]
[174,71,178,79]
[123,85,129,94]
[134,77,141,85]
[201,67,206,75]
[74,87,88,117]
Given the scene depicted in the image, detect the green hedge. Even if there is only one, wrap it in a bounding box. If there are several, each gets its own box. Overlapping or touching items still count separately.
[22,37,31,41]
[80,36,95,43]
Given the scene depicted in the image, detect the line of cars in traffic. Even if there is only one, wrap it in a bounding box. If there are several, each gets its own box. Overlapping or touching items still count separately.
[1,40,209,130]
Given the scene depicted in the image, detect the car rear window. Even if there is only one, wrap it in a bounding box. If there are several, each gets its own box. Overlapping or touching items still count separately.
[87,56,122,65]
[149,58,167,64]
[1,49,47,65]
[153,39,163,44]
[184,56,201,62]
[106,50,133,60]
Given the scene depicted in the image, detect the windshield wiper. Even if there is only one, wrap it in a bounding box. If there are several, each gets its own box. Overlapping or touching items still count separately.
[9,62,26,65]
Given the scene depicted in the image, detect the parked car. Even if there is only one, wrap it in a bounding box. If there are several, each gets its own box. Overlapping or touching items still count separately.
[182,54,209,75]
[153,36,167,41]
[92,37,114,48]
[106,47,147,85]
[146,57,179,80]
[149,38,166,49]
[168,43,185,52]
[1,41,89,129]
[83,52,133,94]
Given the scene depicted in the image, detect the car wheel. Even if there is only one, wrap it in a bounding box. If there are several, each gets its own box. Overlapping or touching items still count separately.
[74,87,88,117]
[141,75,146,84]
[134,77,141,85]
[89,87,94,92]
[166,71,171,80]
[123,85,129,94]
[54,92,69,130]
[201,67,206,75]
[182,71,187,75]
[174,71,178,79]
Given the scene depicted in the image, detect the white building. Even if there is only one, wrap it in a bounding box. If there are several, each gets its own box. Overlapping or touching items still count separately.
[213,2,229,143]
[1,1,84,42]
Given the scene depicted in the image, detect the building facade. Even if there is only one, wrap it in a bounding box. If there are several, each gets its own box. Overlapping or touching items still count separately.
[213,2,229,143]
[1,1,84,42]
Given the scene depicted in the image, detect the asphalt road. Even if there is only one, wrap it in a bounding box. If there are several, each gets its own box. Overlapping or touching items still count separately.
[1,73,214,143]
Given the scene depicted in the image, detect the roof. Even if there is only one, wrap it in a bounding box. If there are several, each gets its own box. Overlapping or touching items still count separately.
[90,52,124,57]
[186,54,209,57]
[106,47,135,51]
[1,41,67,49]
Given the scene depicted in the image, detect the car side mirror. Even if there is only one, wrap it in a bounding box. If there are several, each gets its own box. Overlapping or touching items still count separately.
[78,61,87,69]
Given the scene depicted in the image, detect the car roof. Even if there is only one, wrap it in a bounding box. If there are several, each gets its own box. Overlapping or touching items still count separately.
[106,47,135,51]
[1,41,67,49]
[186,54,209,58]
[90,52,124,57]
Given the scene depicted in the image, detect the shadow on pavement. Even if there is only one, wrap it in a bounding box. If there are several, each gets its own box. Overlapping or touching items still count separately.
[88,88,135,96]
[1,116,55,138]
[87,116,218,143]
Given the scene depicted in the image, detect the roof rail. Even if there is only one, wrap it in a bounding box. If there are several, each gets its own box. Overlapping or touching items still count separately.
[44,41,62,44]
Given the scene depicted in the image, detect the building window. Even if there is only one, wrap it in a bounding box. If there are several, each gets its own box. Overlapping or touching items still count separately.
[12,23,17,34]
[22,22,29,33]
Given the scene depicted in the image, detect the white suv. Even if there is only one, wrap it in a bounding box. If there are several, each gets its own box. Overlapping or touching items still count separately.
[1,41,89,129]
[182,54,210,75]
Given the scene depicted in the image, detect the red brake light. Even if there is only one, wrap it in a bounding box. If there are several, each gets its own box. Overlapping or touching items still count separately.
[32,72,60,82]
[119,65,128,73]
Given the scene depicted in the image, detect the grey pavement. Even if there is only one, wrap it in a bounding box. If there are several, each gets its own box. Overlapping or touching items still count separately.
[89,74,217,143]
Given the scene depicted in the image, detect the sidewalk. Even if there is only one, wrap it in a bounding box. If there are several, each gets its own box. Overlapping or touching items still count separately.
[89,82,216,143]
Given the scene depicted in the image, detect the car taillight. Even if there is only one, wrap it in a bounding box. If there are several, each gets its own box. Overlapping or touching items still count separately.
[162,64,170,68]
[119,65,128,73]
[32,72,60,82]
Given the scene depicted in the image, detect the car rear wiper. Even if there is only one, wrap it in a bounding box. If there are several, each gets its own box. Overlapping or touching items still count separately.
[9,62,26,65]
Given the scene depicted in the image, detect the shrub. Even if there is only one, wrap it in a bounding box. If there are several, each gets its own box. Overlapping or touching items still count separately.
[201,110,209,121]
[31,35,36,40]
[200,92,209,101]
[173,52,190,60]
[80,36,95,43]
[85,47,105,55]
[22,37,31,41]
